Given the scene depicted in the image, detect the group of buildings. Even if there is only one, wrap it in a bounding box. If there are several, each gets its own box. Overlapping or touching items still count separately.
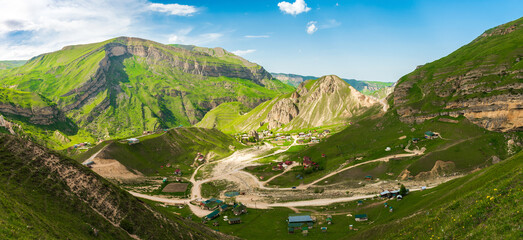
[201,198,248,225]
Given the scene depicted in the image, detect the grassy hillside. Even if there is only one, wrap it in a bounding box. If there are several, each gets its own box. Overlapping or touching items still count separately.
[0,37,293,144]
[98,127,243,175]
[352,151,523,239]
[0,87,54,109]
[0,134,228,239]
[0,60,26,70]
[393,17,523,131]
[195,102,251,129]
[267,110,520,187]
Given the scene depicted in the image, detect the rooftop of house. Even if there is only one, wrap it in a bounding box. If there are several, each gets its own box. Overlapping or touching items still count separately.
[355,214,368,218]
[288,215,313,223]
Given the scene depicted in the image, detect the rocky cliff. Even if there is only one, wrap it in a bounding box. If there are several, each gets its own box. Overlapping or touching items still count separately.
[393,17,523,132]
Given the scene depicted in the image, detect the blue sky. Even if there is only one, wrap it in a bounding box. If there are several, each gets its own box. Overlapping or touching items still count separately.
[0,0,522,82]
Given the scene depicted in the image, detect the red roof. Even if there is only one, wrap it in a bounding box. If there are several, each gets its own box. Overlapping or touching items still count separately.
[175,169,181,172]
[303,159,313,165]
[285,161,293,165]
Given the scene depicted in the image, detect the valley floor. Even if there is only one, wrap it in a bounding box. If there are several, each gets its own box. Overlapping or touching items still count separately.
[106,137,461,217]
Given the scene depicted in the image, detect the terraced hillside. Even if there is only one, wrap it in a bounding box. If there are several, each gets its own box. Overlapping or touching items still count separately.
[0,134,229,239]
[95,127,243,176]
[394,17,523,132]
[0,37,293,141]
[199,75,383,133]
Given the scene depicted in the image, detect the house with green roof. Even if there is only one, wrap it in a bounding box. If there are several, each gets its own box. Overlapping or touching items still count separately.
[355,214,368,222]
[204,209,220,221]
[233,204,247,216]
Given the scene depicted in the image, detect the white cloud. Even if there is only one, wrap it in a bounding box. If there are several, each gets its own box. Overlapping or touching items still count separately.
[244,35,270,38]
[148,3,198,16]
[306,21,318,34]
[321,19,341,29]
[277,0,311,15]
[231,49,256,56]
[168,28,223,46]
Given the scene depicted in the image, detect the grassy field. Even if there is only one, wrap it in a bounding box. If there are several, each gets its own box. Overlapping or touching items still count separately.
[99,127,244,176]
[196,102,251,129]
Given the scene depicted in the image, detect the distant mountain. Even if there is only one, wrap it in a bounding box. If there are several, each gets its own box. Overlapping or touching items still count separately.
[198,75,383,133]
[0,37,293,144]
[0,60,26,70]
[0,134,229,239]
[393,17,523,132]
[271,72,394,96]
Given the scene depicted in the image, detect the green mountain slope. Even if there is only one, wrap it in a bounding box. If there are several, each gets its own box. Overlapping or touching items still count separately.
[195,102,251,129]
[0,134,229,239]
[0,37,293,141]
[394,17,523,132]
[95,127,243,176]
[350,151,523,239]
[199,75,383,133]
[0,60,26,70]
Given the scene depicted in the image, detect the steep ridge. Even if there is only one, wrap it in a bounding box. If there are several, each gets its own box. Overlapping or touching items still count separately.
[393,17,523,132]
[0,37,293,140]
[200,75,382,133]
[0,133,230,239]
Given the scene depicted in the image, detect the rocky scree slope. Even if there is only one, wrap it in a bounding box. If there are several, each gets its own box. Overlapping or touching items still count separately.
[0,37,292,139]
[393,17,523,132]
[0,133,231,239]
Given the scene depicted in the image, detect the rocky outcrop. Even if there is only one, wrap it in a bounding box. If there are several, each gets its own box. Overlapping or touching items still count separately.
[266,98,299,129]
[415,160,456,179]
[393,18,523,132]
[261,75,382,130]
[0,103,67,125]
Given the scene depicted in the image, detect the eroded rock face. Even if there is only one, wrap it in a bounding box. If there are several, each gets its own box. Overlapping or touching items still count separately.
[393,20,523,132]
[266,98,299,129]
[0,103,67,125]
[264,75,381,130]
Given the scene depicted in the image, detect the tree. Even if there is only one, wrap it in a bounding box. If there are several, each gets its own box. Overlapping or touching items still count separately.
[399,184,407,196]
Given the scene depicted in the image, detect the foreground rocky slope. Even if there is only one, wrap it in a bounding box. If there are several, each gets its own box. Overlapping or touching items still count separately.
[393,17,523,132]
[0,134,230,239]
[199,75,382,133]
[0,37,292,140]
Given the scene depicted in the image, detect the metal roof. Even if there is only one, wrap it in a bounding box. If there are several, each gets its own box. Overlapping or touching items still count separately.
[288,215,313,223]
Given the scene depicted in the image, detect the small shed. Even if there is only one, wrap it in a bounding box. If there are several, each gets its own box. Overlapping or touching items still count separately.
[228,217,241,225]
[326,217,333,224]
[355,214,368,222]
[425,131,437,139]
[357,200,363,206]
[321,227,327,232]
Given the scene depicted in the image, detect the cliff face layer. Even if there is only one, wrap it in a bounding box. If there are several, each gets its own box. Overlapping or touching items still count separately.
[0,37,293,139]
[393,17,523,132]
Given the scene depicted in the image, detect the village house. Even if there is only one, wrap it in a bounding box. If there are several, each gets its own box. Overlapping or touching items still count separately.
[204,209,220,221]
[127,138,139,145]
[355,214,368,222]
[200,198,223,210]
[233,204,247,216]
[219,204,231,212]
[287,215,314,233]
[425,131,438,139]
[174,169,182,176]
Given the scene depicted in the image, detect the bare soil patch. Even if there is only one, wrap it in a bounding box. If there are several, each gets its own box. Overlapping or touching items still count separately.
[162,183,189,193]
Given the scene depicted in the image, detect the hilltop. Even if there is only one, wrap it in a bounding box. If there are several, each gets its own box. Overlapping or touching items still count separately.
[271,72,395,96]
[0,133,230,239]
[394,17,523,132]
[0,37,293,143]
[197,75,383,133]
